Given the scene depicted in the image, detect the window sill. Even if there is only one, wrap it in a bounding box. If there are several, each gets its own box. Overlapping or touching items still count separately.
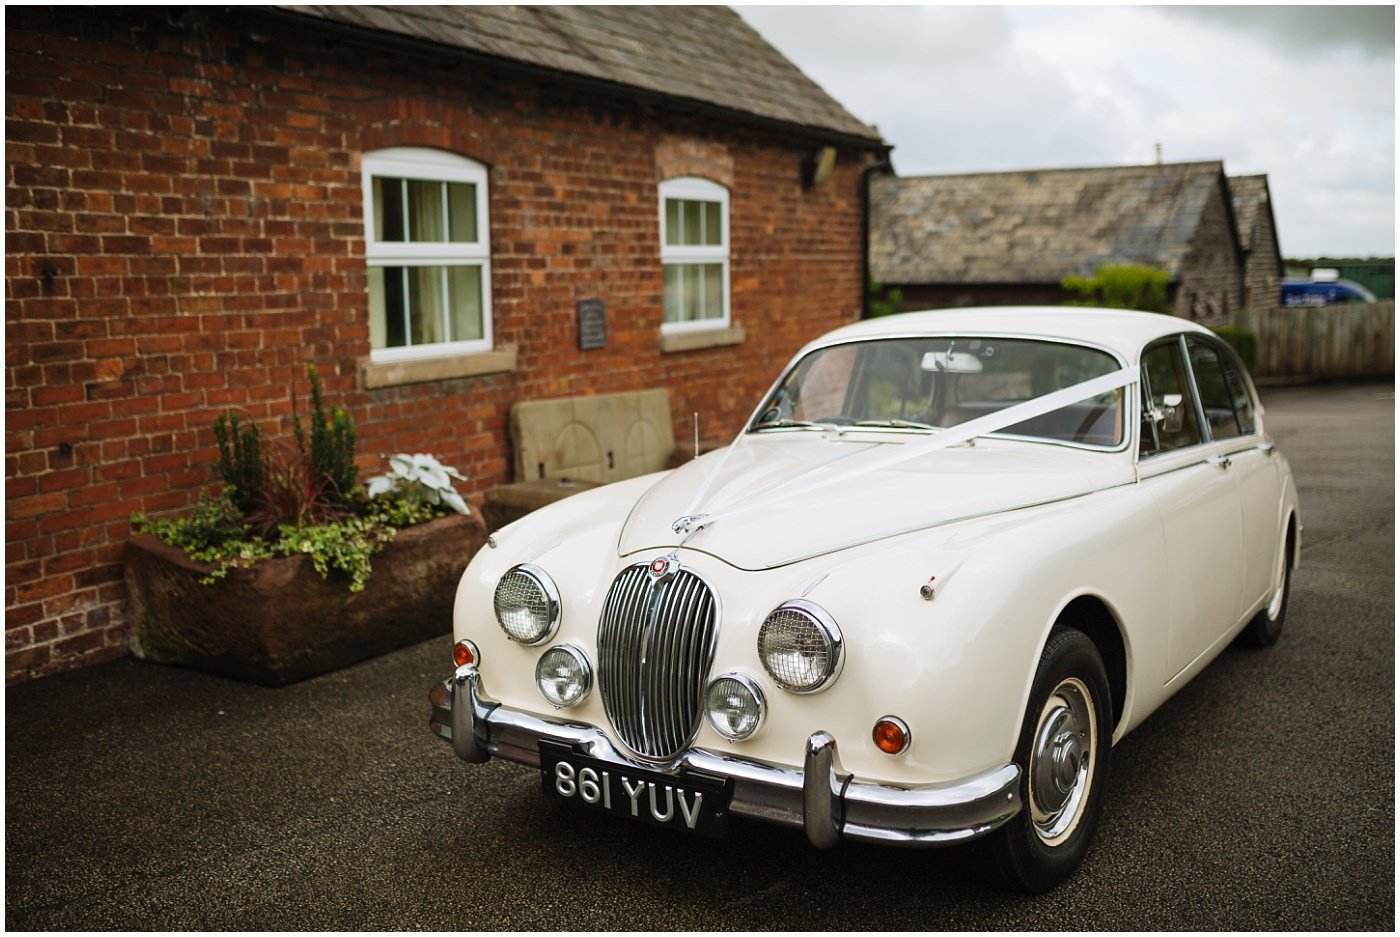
[659,325,745,355]
[363,345,518,389]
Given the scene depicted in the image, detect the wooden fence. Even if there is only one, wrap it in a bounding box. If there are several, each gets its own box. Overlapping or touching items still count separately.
[1237,300,1394,380]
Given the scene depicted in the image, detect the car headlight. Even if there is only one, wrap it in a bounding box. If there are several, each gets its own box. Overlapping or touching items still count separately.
[757,599,844,693]
[493,564,560,644]
[705,673,767,741]
[535,644,592,708]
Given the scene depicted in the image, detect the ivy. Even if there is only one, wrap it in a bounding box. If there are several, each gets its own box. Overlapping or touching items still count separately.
[132,484,463,592]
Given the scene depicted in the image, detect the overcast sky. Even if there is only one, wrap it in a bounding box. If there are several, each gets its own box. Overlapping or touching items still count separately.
[736,5,1396,258]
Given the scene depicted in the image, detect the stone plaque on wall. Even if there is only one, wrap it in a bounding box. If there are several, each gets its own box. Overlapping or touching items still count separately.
[577,298,606,350]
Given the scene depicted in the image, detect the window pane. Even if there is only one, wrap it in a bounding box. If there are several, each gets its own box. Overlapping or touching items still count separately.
[1189,342,1242,440]
[663,264,683,322]
[369,266,407,348]
[704,201,721,246]
[683,264,702,321]
[407,266,446,345]
[448,266,483,341]
[665,199,682,247]
[407,179,445,242]
[663,263,725,324]
[1222,358,1256,435]
[368,267,387,348]
[374,177,405,242]
[682,199,703,245]
[1141,341,1202,454]
[447,182,477,243]
[702,263,722,319]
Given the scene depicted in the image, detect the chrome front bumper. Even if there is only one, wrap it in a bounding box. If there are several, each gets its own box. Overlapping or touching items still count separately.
[429,664,1022,848]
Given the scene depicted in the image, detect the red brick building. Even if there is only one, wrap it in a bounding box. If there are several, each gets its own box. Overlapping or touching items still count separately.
[5,6,887,682]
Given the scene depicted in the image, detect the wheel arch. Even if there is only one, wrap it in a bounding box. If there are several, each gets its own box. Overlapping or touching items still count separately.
[1052,593,1129,737]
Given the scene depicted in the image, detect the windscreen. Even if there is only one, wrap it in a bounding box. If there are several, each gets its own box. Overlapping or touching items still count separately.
[752,337,1124,447]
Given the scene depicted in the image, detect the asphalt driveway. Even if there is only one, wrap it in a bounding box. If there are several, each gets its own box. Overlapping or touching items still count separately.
[5,380,1393,930]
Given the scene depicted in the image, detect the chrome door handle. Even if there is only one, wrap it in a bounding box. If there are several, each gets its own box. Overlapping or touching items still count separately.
[1256,441,1276,455]
[1207,454,1232,470]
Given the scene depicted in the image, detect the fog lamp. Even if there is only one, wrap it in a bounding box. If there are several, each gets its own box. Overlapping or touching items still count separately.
[757,599,844,693]
[535,644,592,708]
[493,564,561,644]
[873,715,911,755]
[704,673,767,742]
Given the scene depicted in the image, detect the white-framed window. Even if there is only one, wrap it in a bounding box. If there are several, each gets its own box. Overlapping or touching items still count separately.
[659,176,729,333]
[361,147,492,361]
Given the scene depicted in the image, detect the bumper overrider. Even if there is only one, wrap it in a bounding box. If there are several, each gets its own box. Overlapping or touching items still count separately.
[429,664,1023,847]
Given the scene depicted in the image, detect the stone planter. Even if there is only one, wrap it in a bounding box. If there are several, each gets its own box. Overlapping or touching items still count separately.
[124,513,488,686]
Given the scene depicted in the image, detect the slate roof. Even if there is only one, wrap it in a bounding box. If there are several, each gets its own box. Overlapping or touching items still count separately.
[278,5,881,143]
[870,161,1236,285]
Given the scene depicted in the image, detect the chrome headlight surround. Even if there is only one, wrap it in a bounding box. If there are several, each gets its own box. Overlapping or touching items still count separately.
[757,598,844,694]
[492,563,561,645]
[535,644,592,709]
[704,672,768,742]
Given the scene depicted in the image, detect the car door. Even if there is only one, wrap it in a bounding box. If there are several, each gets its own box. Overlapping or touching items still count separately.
[1137,336,1247,680]
[1185,336,1281,611]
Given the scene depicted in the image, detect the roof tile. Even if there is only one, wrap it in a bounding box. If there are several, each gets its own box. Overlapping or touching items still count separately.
[871,162,1230,284]
[284,5,880,141]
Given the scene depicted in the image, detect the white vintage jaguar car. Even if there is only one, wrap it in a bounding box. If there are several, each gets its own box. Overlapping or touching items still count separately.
[429,306,1299,891]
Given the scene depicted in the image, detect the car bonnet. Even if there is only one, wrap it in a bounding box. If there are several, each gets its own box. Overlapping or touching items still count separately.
[617,434,1115,570]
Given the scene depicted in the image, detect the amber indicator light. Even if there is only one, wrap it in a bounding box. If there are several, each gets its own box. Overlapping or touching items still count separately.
[872,717,908,755]
[453,641,475,667]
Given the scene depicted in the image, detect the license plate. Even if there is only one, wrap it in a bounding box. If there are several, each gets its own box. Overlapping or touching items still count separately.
[540,742,731,839]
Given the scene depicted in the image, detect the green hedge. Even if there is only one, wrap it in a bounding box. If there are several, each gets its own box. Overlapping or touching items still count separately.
[1211,326,1258,375]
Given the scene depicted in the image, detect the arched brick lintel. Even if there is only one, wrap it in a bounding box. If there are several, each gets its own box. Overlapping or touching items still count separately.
[357,100,499,166]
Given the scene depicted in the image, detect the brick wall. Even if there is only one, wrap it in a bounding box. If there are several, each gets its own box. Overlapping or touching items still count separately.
[5,8,879,682]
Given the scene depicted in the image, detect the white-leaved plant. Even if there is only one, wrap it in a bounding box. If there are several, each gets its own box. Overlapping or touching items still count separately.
[367,453,470,515]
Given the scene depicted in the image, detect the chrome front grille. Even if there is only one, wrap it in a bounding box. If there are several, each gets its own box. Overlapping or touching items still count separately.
[597,562,719,760]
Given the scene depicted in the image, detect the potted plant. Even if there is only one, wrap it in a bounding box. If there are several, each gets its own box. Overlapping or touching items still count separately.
[123,366,488,685]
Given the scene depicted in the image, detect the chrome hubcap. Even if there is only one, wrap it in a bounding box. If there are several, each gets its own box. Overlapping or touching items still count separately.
[1028,677,1096,846]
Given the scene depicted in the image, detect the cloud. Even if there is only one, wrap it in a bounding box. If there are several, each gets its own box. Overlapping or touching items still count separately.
[1159,5,1394,58]
[735,5,1395,255]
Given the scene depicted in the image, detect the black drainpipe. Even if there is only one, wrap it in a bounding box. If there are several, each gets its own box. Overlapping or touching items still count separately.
[861,145,896,319]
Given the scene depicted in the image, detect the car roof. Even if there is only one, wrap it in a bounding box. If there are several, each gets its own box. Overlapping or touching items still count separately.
[810,306,1212,362]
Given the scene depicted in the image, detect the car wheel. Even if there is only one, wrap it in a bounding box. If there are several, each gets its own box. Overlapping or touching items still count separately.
[1239,538,1291,647]
[985,628,1112,893]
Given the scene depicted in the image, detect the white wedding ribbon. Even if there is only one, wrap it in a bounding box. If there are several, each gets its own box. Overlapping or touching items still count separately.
[673,366,1137,535]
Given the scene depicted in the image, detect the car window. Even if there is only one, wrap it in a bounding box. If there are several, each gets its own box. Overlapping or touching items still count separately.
[1140,339,1202,456]
[1187,340,1247,440]
[755,337,1124,447]
[1214,344,1256,436]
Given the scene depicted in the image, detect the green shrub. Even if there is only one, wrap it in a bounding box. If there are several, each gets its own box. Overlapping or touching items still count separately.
[1062,264,1171,313]
[213,413,264,515]
[294,364,357,503]
[1212,326,1259,375]
[868,276,905,318]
